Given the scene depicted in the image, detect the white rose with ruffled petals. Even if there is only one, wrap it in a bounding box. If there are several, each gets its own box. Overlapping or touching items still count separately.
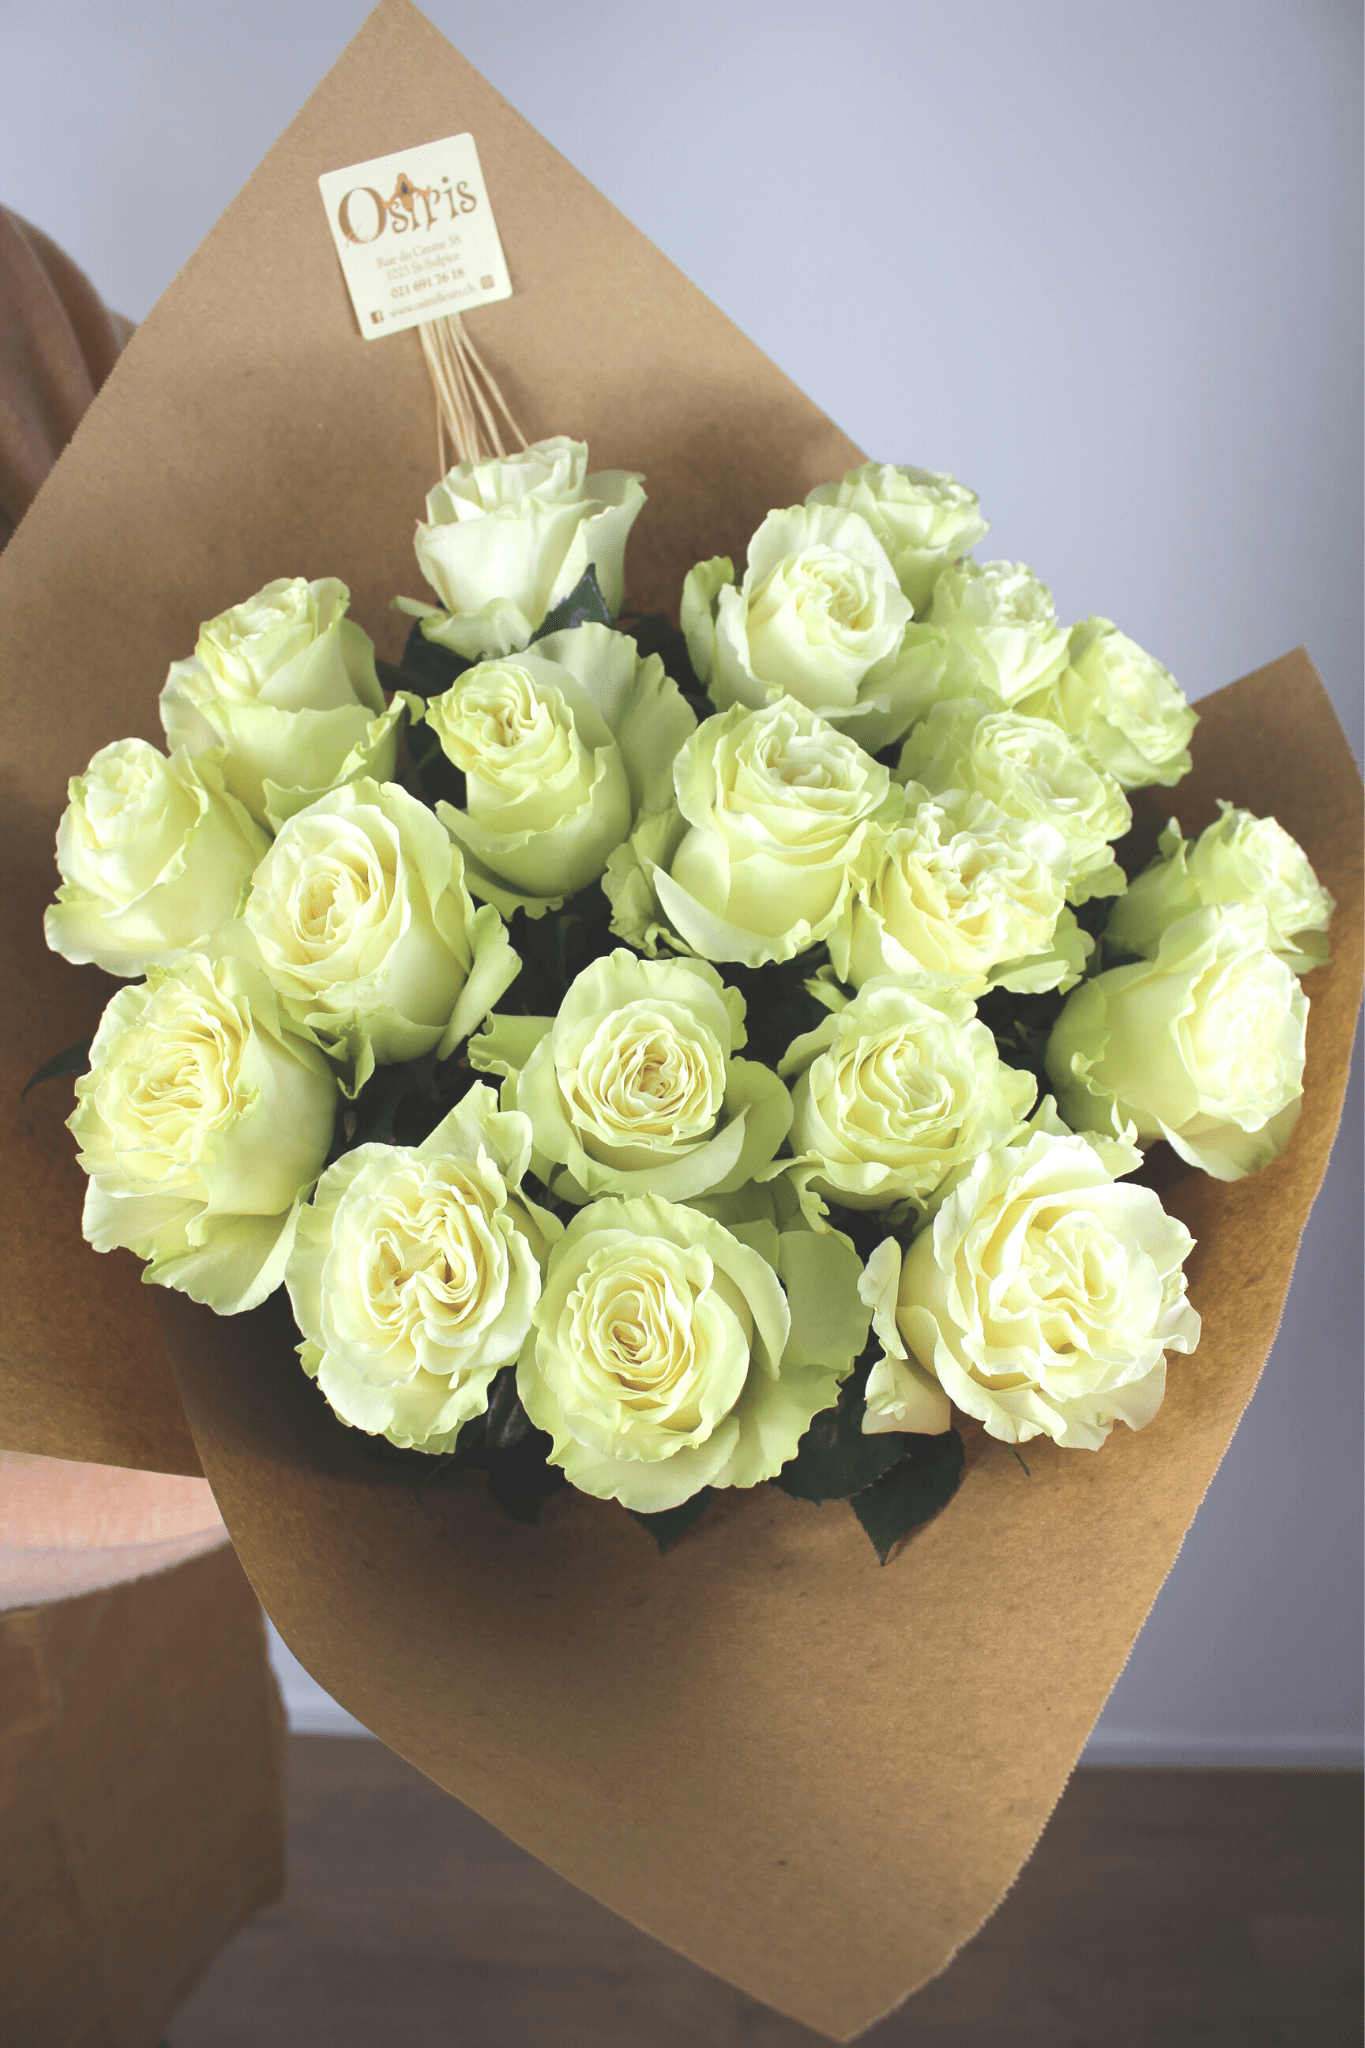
[402,437,646,660]
[1021,616,1196,790]
[286,1084,558,1453]
[45,738,268,977]
[806,462,988,613]
[896,559,1071,730]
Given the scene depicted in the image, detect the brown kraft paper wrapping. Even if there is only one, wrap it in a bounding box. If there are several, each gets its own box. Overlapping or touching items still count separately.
[0,3,1359,2035]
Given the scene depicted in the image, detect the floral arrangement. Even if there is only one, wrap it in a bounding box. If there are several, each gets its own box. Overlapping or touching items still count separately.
[39,439,1334,1559]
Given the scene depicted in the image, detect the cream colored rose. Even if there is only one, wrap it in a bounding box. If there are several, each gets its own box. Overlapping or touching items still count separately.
[1047,903,1308,1180]
[1020,616,1197,789]
[471,949,792,1205]
[401,437,646,660]
[606,697,901,968]
[830,787,1088,997]
[69,953,336,1314]
[1106,804,1333,974]
[160,577,407,827]
[892,1128,1200,1449]
[858,1237,953,1436]
[44,738,268,977]
[243,778,520,1091]
[286,1085,558,1453]
[779,979,1036,1218]
[806,461,988,613]
[897,699,1131,905]
[518,1194,868,1511]
[681,504,935,752]
[422,622,694,916]
[897,559,1072,728]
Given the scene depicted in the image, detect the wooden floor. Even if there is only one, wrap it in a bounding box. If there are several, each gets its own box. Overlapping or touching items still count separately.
[166,1738,1361,2047]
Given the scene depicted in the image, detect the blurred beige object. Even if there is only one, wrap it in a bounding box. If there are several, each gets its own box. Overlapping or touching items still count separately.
[0,214,286,2046]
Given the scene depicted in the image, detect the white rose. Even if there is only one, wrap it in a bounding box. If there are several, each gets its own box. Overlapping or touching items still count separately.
[471,949,792,1204]
[242,778,520,1090]
[894,1129,1201,1449]
[160,576,407,827]
[44,738,268,977]
[422,622,694,916]
[897,698,1132,904]
[681,504,932,752]
[286,1085,559,1453]
[1020,616,1197,789]
[606,697,901,968]
[69,953,336,1314]
[518,1194,869,1511]
[1046,903,1309,1180]
[897,559,1072,726]
[830,787,1088,997]
[779,978,1036,1218]
[1106,803,1334,974]
[401,437,646,660]
[806,461,988,613]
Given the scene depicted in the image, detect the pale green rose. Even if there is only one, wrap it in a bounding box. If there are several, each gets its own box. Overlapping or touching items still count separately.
[1020,616,1196,789]
[44,738,269,977]
[681,504,932,753]
[399,437,646,660]
[242,778,520,1092]
[893,1128,1200,1449]
[69,953,336,1315]
[830,787,1090,997]
[896,559,1072,727]
[1106,803,1333,975]
[160,577,407,828]
[858,1237,952,1436]
[1046,903,1309,1180]
[778,978,1036,1220]
[806,461,989,613]
[518,1194,869,1511]
[605,697,901,969]
[422,622,694,917]
[286,1085,559,1454]
[897,699,1131,905]
[470,950,791,1204]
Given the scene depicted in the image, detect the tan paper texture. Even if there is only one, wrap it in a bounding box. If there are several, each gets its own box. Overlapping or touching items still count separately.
[0,3,1360,2035]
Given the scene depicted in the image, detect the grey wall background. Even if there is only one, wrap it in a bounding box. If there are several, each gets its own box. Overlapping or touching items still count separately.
[3,0,1359,1763]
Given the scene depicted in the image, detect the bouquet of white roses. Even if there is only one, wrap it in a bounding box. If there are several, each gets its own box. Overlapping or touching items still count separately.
[40,439,1334,1561]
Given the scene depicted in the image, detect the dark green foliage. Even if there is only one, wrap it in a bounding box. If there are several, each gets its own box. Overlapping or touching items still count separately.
[629,1487,714,1553]
[21,1039,91,1098]
[529,564,613,640]
[772,1363,911,1503]
[376,619,472,700]
[850,1430,966,1564]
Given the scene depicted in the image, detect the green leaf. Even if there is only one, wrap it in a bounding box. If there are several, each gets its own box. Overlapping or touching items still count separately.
[483,1365,534,1452]
[21,1039,91,1099]
[628,1487,714,1553]
[771,1366,909,1503]
[851,1431,966,1564]
[483,1430,568,1525]
[530,564,612,640]
[376,621,473,701]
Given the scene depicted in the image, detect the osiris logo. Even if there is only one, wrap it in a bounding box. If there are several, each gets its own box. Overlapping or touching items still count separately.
[337,172,478,246]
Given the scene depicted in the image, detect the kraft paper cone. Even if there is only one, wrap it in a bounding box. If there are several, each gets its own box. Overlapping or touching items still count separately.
[0,3,1360,2036]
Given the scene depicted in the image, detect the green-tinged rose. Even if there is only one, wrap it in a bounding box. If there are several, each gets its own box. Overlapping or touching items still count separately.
[1020,616,1196,789]
[242,778,520,1092]
[422,622,694,917]
[895,559,1072,728]
[1047,903,1308,1180]
[893,1128,1200,1449]
[471,949,791,1204]
[160,577,407,827]
[518,1194,869,1510]
[779,978,1036,1219]
[830,787,1089,997]
[45,738,268,977]
[69,953,336,1314]
[400,437,646,660]
[681,504,933,752]
[286,1084,559,1453]
[858,1237,953,1436]
[806,461,989,614]
[605,697,901,968]
[897,699,1131,905]
[1106,803,1334,974]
